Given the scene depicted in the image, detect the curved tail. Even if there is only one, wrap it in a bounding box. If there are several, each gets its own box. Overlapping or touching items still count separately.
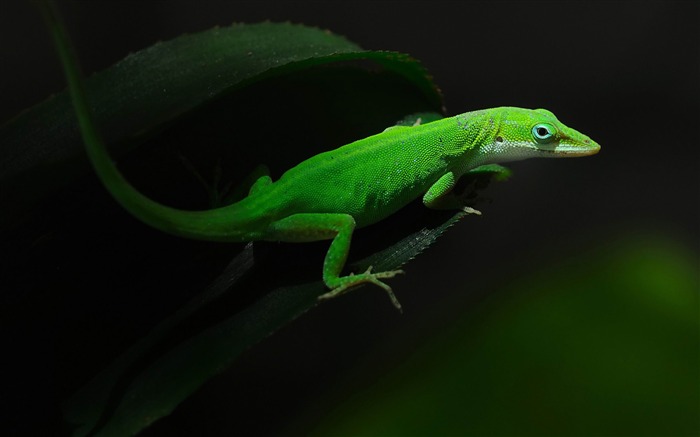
[41,2,246,242]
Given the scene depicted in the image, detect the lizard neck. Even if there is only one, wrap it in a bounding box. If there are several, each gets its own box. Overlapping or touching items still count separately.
[451,108,503,173]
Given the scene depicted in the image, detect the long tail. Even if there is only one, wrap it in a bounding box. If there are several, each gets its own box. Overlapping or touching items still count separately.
[40,2,246,242]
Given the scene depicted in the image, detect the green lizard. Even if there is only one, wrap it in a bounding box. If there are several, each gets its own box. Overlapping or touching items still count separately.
[44,6,600,311]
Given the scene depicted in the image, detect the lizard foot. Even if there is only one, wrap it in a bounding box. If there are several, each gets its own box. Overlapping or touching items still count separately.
[319,266,405,312]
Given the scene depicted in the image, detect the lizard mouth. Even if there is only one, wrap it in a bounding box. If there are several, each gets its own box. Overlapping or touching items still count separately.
[549,141,601,157]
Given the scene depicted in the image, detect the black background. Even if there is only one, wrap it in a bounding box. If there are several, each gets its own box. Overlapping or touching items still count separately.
[2,1,698,435]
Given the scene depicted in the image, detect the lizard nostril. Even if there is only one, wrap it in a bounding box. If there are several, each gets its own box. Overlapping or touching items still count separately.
[496,136,503,143]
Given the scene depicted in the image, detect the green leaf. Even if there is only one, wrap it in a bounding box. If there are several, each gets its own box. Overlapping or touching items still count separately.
[0,21,441,234]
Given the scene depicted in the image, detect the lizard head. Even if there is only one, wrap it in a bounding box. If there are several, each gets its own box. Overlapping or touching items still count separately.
[487,107,601,162]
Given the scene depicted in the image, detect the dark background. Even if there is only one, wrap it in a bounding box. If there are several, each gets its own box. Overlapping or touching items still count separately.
[2,1,698,435]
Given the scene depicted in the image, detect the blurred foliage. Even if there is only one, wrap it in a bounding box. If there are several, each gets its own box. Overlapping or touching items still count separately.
[308,235,699,436]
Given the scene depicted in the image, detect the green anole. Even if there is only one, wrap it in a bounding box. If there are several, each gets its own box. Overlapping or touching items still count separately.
[44,6,600,311]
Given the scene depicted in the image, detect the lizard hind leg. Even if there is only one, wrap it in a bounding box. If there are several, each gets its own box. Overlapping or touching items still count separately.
[223,164,272,205]
[267,213,404,311]
[318,265,404,311]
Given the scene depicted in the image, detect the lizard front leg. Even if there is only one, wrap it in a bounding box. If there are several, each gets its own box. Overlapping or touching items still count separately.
[267,213,404,311]
[423,172,481,215]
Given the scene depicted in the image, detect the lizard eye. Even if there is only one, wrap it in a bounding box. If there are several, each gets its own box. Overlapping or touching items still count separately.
[532,123,555,143]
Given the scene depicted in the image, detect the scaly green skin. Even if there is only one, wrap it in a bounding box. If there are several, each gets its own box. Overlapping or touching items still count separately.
[44,4,600,310]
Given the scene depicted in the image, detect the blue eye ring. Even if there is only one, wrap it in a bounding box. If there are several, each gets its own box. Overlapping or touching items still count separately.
[532,123,556,142]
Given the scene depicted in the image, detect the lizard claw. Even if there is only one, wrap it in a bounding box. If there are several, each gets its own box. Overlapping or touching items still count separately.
[461,206,481,215]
